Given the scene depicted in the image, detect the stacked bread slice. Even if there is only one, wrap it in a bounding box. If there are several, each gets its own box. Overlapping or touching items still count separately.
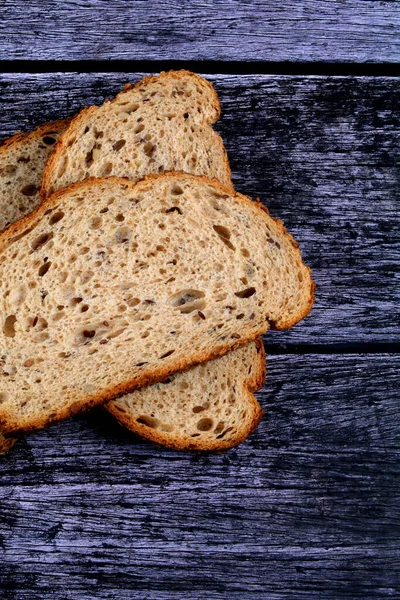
[0,71,314,454]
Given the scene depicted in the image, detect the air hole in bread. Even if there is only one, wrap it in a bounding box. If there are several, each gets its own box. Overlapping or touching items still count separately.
[192,405,205,413]
[171,184,184,195]
[2,164,17,176]
[241,248,250,257]
[126,296,140,308]
[31,232,53,252]
[3,315,17,338]
[136,415,159,429]
[134,124,145,134]
[85,150,93,166]
[49,211,65,225]
[38,261,51,277]
[213,225,236,251]
[216,426,234,439]
[108,328,126,339]
[102,162,113,176]
[57,156,68,178]
[169,289,206,314]
[42,136,57,145]
[165,206,182,215]
[214,421,225,435]
[197,417,213,432]
[115,213,125,222]
[70,297,82,307]
[160,350,174,359]
[112,139,126,151]
[21,184,38,197]
[235,287,256,299]
[143,142,156,158]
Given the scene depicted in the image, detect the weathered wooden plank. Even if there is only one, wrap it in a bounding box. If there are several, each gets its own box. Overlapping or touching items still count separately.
[1,354,399,599]
[0,73,398,344]
[0,0,399,63]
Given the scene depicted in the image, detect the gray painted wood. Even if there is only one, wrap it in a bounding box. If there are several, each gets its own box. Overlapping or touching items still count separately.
[0,73,398,344]
[1,354,399,599]
[1,0,399,63]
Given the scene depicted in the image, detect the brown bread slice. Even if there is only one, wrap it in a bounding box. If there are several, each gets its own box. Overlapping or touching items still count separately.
[0,74,265,452]
[41,70,232,197]
[108,339,265,451]
[39,71,265,451]
[0,173,314,436]
[0,120,69,232]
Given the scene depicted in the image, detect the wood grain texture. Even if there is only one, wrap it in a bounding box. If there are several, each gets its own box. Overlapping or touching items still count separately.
[1,354,399,599]
[1,0,400,63]
[0,73,398,344]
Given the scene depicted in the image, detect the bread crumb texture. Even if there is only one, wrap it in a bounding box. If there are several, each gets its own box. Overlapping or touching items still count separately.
[0,174,313,435]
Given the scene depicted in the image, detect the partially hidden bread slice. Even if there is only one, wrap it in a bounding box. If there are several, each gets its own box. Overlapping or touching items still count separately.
[108,339,265,451]
[41,70,231,198]
[0,120,69,232]
[0,173,314,435]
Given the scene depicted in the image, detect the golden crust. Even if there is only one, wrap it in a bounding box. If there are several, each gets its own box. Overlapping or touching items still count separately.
[0,173,314,436]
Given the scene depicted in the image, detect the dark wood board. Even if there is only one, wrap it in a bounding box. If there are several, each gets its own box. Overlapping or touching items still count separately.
[0,73,398,345]
[1,354,399,599]
[1,0,400,63]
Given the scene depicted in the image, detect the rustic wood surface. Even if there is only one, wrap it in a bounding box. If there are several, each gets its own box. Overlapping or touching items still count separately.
[0,73,398,345]
[1,354,399,599]
[1,0,400,63]
[0,3,399,596]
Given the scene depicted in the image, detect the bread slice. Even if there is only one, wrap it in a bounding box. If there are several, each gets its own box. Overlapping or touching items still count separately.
[41,70,231,198]
[0,173,314,436]
[108,339,265,451]
[0,120,69,232]
[0,87,264,452]
[39,72,266,451]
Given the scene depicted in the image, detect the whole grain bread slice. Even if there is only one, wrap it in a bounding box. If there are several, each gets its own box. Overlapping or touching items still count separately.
[108,339,265,451]
[0,120,69,232]
[0,173,314,436]
[0,75,266,452]
[39,72,267,451]
[41,70,231,198]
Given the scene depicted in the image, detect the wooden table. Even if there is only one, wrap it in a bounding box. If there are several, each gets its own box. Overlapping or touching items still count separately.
[0,2,399,598]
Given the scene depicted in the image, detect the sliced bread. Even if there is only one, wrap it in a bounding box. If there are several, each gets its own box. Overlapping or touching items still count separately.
[108,339,265,451]
[41,70,231,197]
[0,173,314,435]
[39,72,265,451]
[0,120,69,232]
